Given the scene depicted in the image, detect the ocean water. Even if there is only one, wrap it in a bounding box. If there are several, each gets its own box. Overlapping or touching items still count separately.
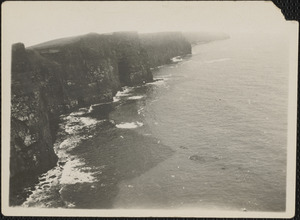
[19,33,289,211]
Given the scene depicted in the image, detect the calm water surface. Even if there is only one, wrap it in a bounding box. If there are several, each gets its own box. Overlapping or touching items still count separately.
[21,33,289,211]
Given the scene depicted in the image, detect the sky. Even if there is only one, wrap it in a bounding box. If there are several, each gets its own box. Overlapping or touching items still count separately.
[2,1,289,47]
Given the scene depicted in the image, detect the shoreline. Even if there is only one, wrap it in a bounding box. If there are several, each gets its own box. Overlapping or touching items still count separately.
[9,35,227,207]
[14,80,175,208]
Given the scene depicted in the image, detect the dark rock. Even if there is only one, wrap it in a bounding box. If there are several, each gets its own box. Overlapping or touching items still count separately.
[58,161,66,166]
[40,182,49,186]
[189,155,206,163]
[179,146,188,149]
[189,154,220,164]
[12,43,26,56]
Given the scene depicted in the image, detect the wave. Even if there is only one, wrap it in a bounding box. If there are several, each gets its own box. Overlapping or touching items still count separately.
[147,79,166,85]
[116,87,133,96]
[127,95,144,100]
[112,86,135,103]
[203,58,231,64]
[88,102,112,113]
[69,108,88,116]
[60,157,96,185]
[158,74,172,78]
[22,111,102,207]
[137,107,144,115]
[113,96,120,102]
[171,56,183,63]
[64,114,98,134]
[116,122,143,129]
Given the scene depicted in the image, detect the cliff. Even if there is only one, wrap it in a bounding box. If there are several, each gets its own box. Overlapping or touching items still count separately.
[183,32,230,45]
[11,43,60,179]
[140,32,191,67]
[10,32,192,182]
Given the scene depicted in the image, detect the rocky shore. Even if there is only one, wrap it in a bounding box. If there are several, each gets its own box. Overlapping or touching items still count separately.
[10,31,192,183]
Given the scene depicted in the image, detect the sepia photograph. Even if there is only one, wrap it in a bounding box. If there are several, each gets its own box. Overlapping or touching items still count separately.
[1,1,298,218]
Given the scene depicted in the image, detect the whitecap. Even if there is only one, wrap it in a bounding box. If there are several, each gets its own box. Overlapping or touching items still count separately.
[115,91,130,97]
[22,110,101,207]
[88,102,111,113]
[127,96,144,100]
[64,123,82,135]
[116,122,143,129]
[60,157,95,184]
[159,74,172,78]
[171,56,183,62]
[22,165,62,207]
[57,136,81,152]
[64,115,98,134]
[69,110,87,116]
[150,65,164,70]
[147,79,165,85]
[66,202,76,208]
[203,58,230,64]
[80,117,98,127]
[113,96,120,102]
[137,107,144,115]
[116,87,133,97]
[112,87,134,103]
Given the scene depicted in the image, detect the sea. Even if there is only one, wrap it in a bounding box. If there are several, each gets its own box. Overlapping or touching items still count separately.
[15,33,289,211]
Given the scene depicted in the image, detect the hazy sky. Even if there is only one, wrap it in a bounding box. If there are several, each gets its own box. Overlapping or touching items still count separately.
[3,1,288,47]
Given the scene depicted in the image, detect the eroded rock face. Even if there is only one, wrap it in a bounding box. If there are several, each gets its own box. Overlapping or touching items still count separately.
[11,44,59,177]
[10,32,192,181]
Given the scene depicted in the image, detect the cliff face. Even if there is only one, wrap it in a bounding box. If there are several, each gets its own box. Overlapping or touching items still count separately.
[140,32,192,67]
[11,43,60,178]
[10,32,192,180]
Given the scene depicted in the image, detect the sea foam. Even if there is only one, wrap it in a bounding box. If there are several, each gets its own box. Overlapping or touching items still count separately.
[171,56,183,62]
[147,79,165,85]
[116,122,143,129]
[203,58,230,64]
[127,96,144,100]
[112,86,135,103]
[22,109,101,208]
[59,157,96,184]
